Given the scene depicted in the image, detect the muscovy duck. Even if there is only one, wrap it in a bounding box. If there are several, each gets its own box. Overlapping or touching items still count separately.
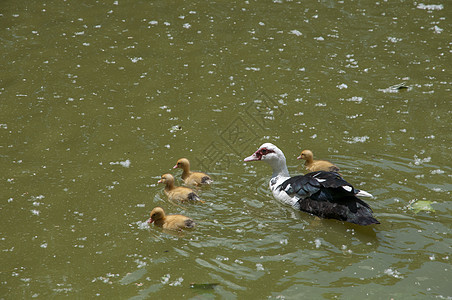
[244,143,379,225]
[297,149,340,173]
[158,174,204,203]
[173,158,213,186]
[147,207,196,231]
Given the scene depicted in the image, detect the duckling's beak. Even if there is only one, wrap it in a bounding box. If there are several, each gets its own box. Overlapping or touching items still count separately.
[297,155,302,160]
[173,164,178,169]
[158,179,164,183]
[147,218,154,224]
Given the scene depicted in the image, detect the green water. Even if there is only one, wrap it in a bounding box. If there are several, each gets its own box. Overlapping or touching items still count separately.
[1,0,451,298]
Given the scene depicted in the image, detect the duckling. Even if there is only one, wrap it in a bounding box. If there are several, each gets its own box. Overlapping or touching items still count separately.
[173,158,213,186]
[158,173,204,203]
[297,150,340,173]
[147,207,196,231]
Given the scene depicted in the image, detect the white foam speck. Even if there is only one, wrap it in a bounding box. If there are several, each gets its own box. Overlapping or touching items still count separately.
[346,96,363,103]
[314,238,321,248]
[110,159,131,168]
[431,25,443,34]
[384,268,403,278]
[346,136,369,144]
[416,3,443,10]
[119,159,131,168]
[136,221,150,230]
[289,29,302,36]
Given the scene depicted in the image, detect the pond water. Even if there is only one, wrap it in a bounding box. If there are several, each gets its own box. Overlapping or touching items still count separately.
[1,0,451,298]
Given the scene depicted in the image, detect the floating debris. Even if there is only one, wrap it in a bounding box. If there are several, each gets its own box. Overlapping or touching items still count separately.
[408,200,435,214]
[378,82,411,93]
[190,283,219,290]
[170,125,182,133]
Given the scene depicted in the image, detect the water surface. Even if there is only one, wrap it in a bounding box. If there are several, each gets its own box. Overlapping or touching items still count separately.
[1,0,451,298]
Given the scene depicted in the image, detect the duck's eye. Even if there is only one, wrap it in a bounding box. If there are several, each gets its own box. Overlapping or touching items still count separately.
[261,148,268,154]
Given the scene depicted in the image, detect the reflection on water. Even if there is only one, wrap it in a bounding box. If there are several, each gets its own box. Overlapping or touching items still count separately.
[1,0,450,298]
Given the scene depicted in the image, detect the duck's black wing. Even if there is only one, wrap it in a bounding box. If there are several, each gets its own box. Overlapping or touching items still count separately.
[278,171,379,225]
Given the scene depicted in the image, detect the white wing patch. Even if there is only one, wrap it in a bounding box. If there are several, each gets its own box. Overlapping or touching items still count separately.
[342,185,353,192]
[269,176,300,208]
[315,178,326,183]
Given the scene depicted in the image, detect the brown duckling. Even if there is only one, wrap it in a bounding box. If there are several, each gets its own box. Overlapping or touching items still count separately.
[173,158,213,186]
[158,173,204,203]
[147,207,196,231]
[297,149,340,173]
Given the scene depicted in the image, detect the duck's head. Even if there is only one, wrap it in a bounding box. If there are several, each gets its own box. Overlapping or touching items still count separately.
[158,173,175,185]
[173,158,190,170]
[297,149,313,160]
[148,207,165,224]
[244,143,289,177]
[243,143,283,162]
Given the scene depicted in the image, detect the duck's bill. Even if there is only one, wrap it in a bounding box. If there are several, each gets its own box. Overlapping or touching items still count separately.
[244,153,259,162]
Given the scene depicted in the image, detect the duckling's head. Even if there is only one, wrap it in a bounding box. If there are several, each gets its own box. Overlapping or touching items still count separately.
[148,207,165,224]
[158,173,175,185]
[297,149,313,160]
[173,158,190,170]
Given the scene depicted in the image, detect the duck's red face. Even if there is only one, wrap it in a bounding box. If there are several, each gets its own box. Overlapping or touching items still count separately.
[244,147,275,161]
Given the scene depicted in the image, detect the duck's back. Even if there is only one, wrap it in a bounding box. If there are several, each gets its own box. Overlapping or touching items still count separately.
[307,160,340,173]
[184,172,212,186]
[163,215,196,230]
[278,172,379,225]
[167,186,200,202]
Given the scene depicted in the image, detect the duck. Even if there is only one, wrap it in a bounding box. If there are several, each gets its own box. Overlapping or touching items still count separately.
[158,173,204,203]
[297,149,340,173]
[244,143,379,226]
[147,207,196,231]
[173,158,213,186]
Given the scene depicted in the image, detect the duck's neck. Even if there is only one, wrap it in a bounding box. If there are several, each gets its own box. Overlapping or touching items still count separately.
[154,217,165,227]
[181,166,191,180]
[268,156,290,178]
[165,181,175,192]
